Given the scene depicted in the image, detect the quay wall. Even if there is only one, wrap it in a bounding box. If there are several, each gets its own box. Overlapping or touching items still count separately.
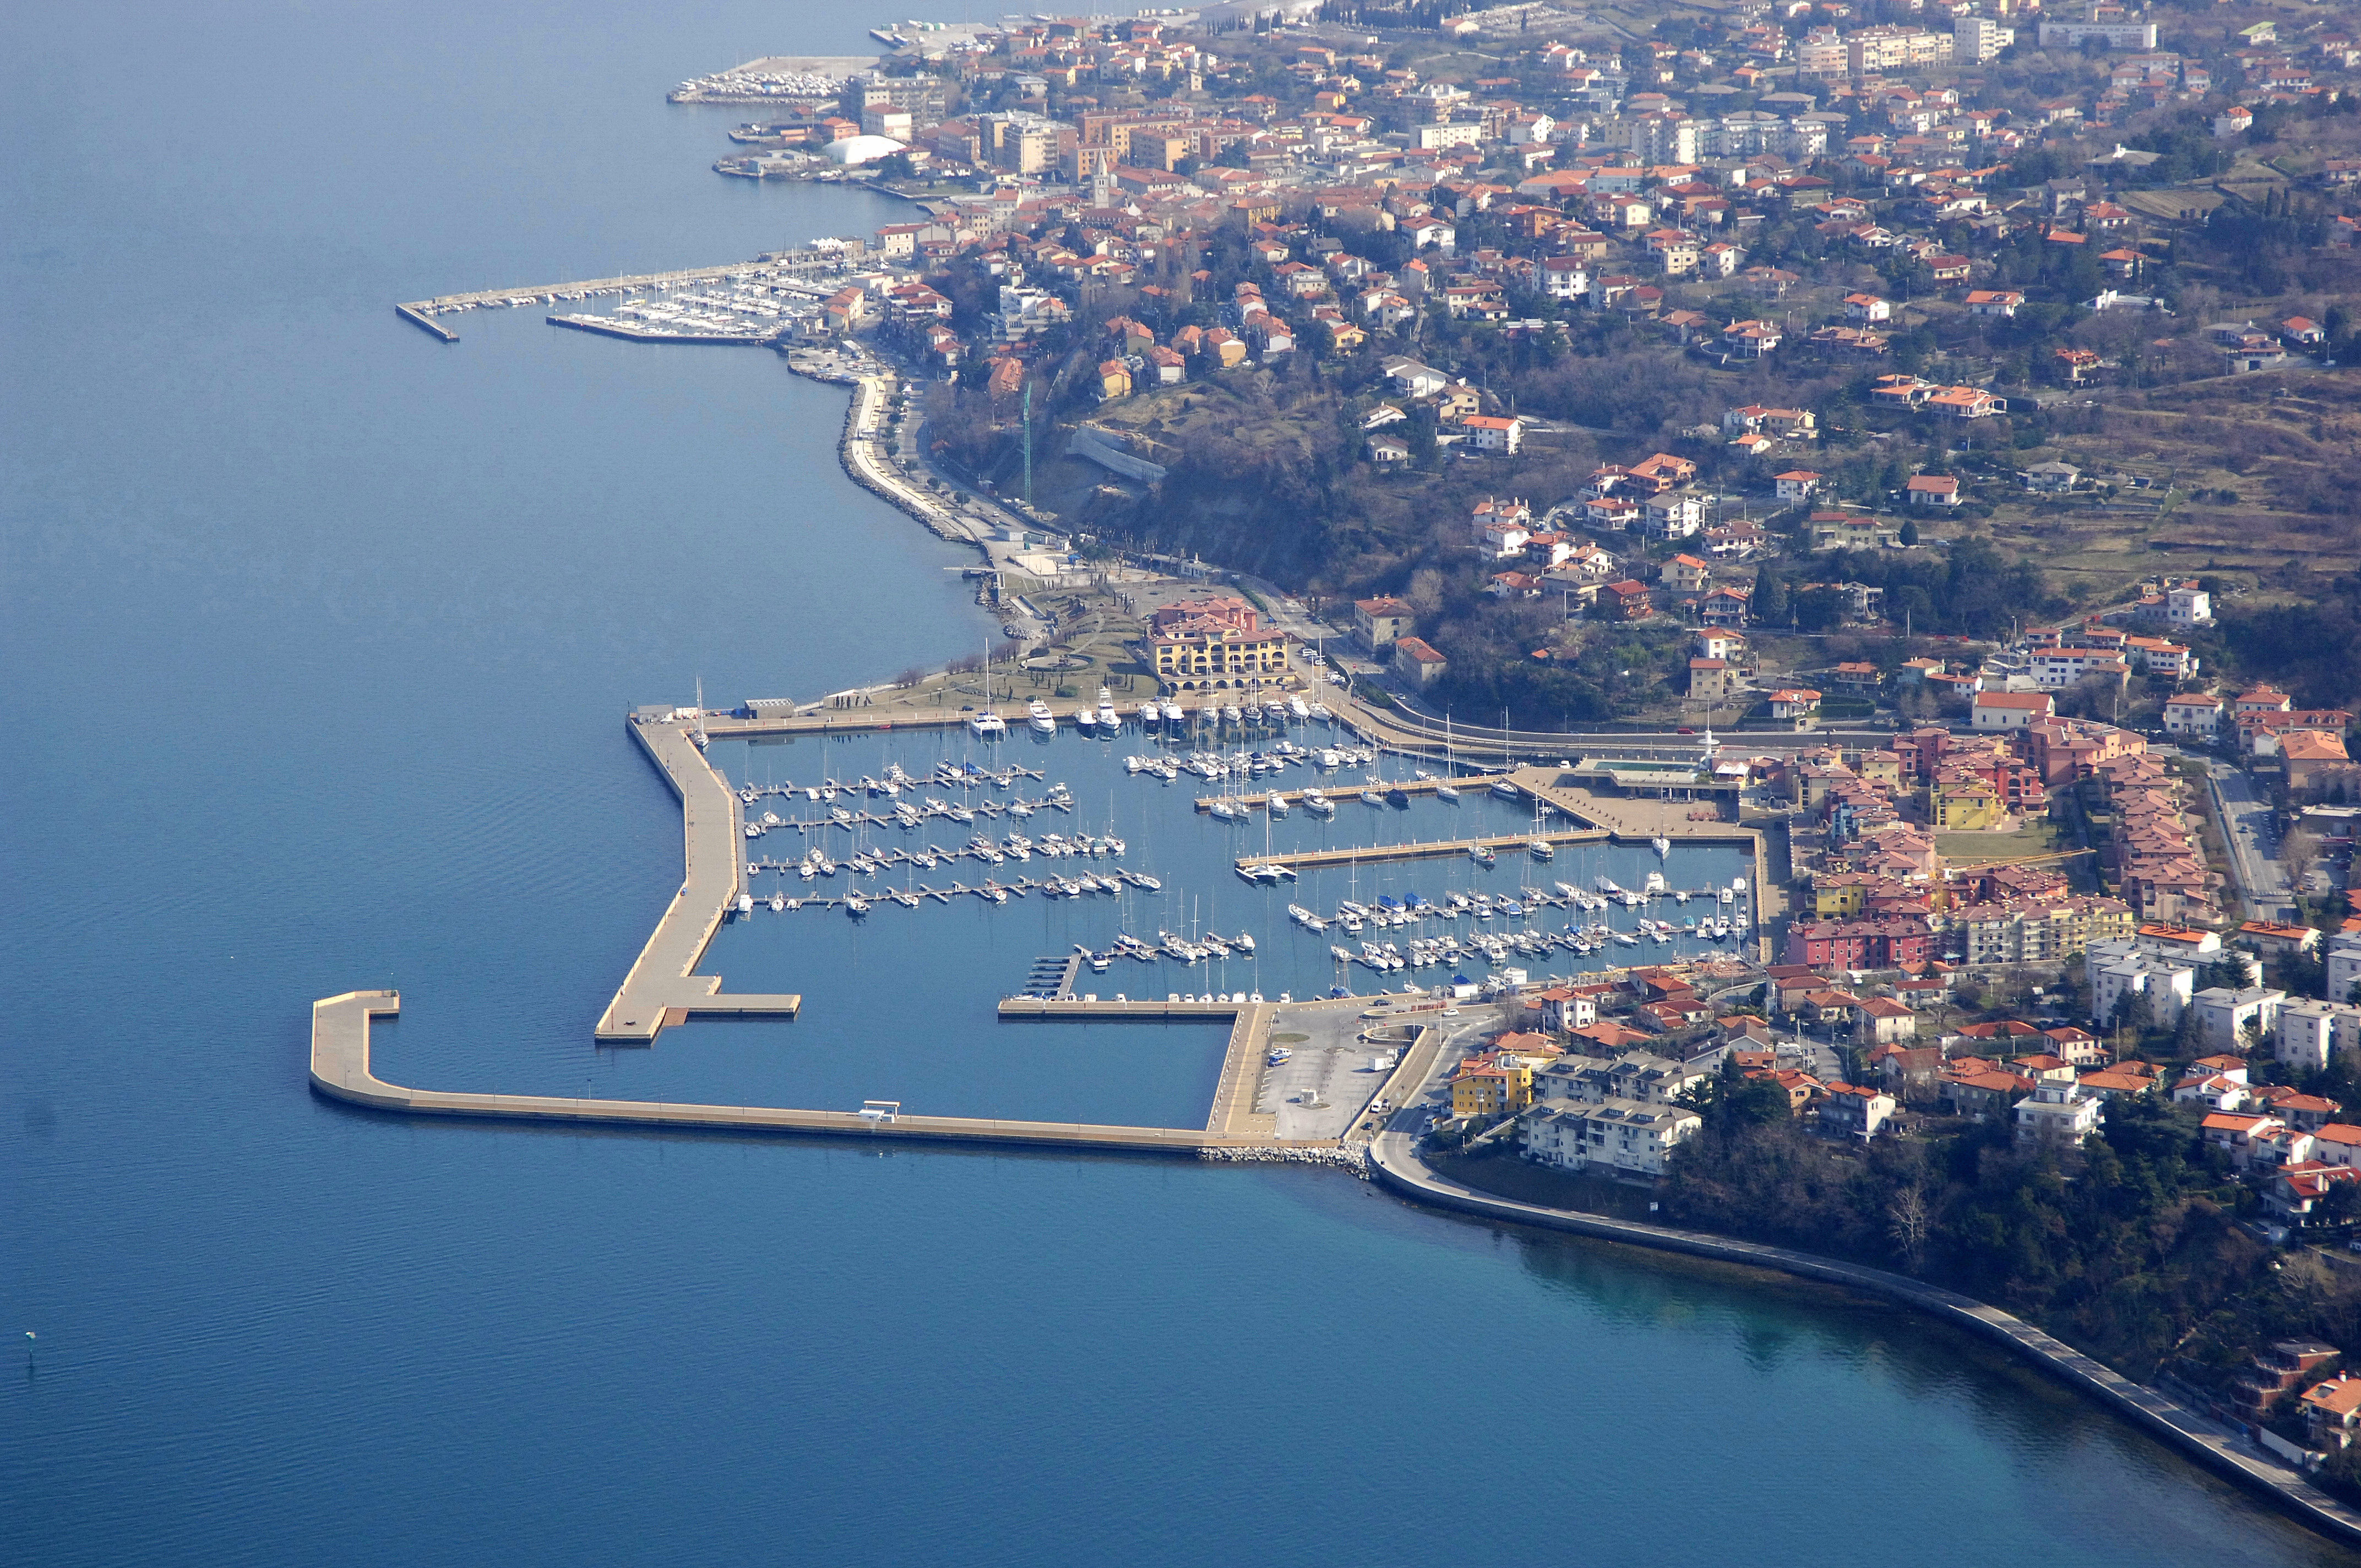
[311,991,1290,1156]
[1367,1133,2361,1551]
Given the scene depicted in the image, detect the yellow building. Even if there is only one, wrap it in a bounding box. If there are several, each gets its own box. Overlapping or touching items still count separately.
[1813,874,1869,918]
[1450,1053,1536,1119]
[1933,781,2006,831]
[1150,626,1288,689]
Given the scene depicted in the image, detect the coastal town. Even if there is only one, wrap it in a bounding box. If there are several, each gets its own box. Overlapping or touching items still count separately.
[385,0,2361,1534]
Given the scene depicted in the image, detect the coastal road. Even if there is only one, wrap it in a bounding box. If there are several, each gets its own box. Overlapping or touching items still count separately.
[2205,761,2294,921]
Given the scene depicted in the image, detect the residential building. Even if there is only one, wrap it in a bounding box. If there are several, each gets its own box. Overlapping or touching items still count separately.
[2016,1081,2103,1147]
[1353,596,1415,652]
[1818,1082,1896,1139]
[1521,1096,1701,1177]
[2191,986,2288,1054]
[1394,636,1448,688]
[1973,691,2054,731]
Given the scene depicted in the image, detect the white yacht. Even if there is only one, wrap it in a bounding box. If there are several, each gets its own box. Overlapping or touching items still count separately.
[1287,695,1310,721]
[1097,688,1118,730]
[1223,704,1243,725]
[1028,700,1056,736]
[1267,792,1289,818]
[968,709,1005,738]
[1651,835,1673,858]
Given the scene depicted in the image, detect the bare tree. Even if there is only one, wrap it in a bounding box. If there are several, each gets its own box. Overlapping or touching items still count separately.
[1888,1185,1932,1271]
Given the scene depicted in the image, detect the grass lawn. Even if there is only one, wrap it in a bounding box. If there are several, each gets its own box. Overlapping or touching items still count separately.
[1936,819,2064,865]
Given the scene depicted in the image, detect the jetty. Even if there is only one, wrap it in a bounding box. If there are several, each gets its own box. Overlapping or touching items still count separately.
[1196,772,1511,812]
[593,714,803,1042]
[393,246,858,340]
[1239,829,1611,874]
[312,991,1297,1155]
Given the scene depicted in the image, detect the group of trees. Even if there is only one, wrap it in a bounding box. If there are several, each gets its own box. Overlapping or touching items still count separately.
[1666,1071,2317,1381]
[1753,536,2058,639]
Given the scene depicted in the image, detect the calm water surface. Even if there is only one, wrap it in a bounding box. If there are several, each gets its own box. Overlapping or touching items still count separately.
[4,1,2356,1564]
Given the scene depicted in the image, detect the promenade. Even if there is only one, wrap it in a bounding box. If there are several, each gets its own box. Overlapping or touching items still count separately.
[593,716,802,1041]
[1367,1130,2361,1551]
[313,990,1300,1154]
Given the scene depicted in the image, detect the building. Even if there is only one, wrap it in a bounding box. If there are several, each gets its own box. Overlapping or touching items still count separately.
[2016,1082,2102,1147]
[1599,580,1653,622]
[2190,986,2288,1054]
[1973,691,2054,732]
[2039,19,2158,49]
[1521,1096,1701,1177]
[2280,1000,2361,1072]
[1905,474,1961,508]
[2163,694,2224,742]
[1818,1082,1895,1140]
[1353,596,1415,652]
[1769,688,1823,723]
[1147,596,1289,690]
[1462,415,1523,455]
[1394,636,1448,688]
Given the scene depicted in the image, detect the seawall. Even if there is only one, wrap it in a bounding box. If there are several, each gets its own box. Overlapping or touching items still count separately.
[1367,1130,2361,1551]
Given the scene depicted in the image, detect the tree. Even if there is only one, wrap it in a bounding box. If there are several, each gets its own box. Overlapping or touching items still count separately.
[1751,570,1789,626]
[1899,516,1920,546]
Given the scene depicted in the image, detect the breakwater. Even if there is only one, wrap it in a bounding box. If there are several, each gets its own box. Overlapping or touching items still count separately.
[311,990,1295,1154]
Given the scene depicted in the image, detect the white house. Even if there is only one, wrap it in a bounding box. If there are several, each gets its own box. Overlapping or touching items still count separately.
[1520,1097,1700,1177]
[1379,356,1450,398]
[2162,694,2223,742]
[1972,690,2054,731]
[2016,1082,2103,1147]
[2191,986,2287,1053]
[1463,415,1524,454]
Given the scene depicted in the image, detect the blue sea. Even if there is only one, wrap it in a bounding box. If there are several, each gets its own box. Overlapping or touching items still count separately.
[3,0,2354,1563]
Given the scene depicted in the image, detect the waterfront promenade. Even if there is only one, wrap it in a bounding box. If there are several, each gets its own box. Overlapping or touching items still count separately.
[594,715,802,1042]
[1367,1129,2361,1550]
[313,990,1304,1153]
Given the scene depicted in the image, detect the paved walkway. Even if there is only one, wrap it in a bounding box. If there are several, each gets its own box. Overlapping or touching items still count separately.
[313,991,1294,1153]
[1366,1131,2361,1551]
[594,717,802,1041]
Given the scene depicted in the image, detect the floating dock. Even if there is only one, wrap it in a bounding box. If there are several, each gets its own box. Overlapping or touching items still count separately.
[593,716,803,1042]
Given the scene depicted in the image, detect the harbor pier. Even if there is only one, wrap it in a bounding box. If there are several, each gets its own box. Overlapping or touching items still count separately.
[312,992,1301,1155]
[594,715,802,1041]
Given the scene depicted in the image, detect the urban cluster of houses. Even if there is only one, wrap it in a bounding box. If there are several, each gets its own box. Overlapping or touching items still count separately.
[764,0,2361,469]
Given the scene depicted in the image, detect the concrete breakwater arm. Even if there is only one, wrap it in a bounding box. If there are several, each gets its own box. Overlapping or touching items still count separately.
[309,990,1292,1154]
[1366,1131,2361,1550]
[593,717,801,1041]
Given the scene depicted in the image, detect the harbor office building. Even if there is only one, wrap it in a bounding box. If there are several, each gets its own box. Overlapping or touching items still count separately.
[1147,594,1290,692]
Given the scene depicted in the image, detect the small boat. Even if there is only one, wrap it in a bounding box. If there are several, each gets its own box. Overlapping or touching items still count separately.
[1490,779,1520,801]
[1303,789,1335,816]
[1223,705,1243,725]
[1435,780,1461,802]
[1289,903,1328,931]
[1469,845,1497,867]
[968,709,1005,737]
[1359,788,1384,808]
[845,890,869,916]
[1651,836,1672,859]
[1529,839,1554,860]
[1267,792,1290,818]
[1288,696,1310,720]
[1307,702,1331,722]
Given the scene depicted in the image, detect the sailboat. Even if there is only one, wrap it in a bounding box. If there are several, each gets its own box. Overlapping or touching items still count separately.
[968,640,1005,737]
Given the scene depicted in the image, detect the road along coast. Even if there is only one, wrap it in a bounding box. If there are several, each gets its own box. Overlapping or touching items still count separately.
[1367,1129,2361,1551]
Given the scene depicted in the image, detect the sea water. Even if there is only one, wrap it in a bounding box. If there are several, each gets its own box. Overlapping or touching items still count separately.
[3,0,2354,1563]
